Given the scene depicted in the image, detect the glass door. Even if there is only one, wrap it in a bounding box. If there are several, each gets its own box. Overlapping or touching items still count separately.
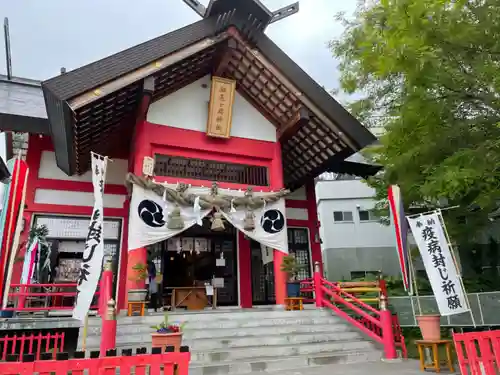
[251,240,275,305]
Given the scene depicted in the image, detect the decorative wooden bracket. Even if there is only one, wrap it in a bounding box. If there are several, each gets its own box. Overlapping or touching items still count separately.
[270,2,300,24]
[181,0,206,17]
[213,39,237,77]
[278,107,310,142]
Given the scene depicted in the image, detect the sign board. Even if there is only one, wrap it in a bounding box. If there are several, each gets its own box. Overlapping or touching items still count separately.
[407,212,469,316]
[34,216,121,240]
[142,156,155,177]
[206,76,236,139]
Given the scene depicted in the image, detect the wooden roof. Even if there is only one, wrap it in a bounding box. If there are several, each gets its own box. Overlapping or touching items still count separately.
[41,14,377,190]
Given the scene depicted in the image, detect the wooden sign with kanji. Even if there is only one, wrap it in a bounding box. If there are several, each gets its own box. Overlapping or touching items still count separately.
[206,76,236,139]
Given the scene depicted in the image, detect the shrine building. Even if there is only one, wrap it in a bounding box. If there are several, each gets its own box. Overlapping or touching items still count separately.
[0,0,377,311]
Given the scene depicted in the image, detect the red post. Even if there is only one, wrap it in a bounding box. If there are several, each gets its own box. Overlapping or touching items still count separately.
[99,261,113,316]
[100,298,117,356]
[379,295,397,360]
[18,285,26,310]
[313,261,323,308]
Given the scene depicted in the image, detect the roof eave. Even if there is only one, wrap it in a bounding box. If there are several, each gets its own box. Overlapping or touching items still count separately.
[253,32,377,151]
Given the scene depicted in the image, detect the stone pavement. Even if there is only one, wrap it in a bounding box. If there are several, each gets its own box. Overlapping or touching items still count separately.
[247,360,458,375]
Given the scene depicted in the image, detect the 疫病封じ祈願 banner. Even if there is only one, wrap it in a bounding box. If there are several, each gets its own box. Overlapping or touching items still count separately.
[407,212,469,316]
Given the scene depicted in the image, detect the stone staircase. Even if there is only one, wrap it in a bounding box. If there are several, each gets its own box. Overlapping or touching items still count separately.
[81,308,383,375]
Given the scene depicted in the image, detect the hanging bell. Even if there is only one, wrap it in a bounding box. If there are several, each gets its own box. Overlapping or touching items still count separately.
[243,211,255,231]
[211,211,225,231]
[167,206,184,230]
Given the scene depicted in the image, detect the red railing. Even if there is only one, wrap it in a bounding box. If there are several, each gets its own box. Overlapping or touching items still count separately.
[0,332,65,361]
[453,329,500,374]
[299,278,314,303]
[357,314,407,358]
[304,267,407,359]
[3,283,101,312]
[0,349,191,375]
[311,262,399,360]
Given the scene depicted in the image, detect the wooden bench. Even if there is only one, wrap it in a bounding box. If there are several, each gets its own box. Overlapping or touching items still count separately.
[285,297,304,311]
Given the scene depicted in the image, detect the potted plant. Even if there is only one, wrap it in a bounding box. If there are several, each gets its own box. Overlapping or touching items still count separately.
[416,309,441,341]
[151,314,185,352]
[128,262,148,302]
[280,254,304,298]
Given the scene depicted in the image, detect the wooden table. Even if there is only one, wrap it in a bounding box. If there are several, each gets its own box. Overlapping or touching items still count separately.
[169,287,217,311]
[415,339,455,373]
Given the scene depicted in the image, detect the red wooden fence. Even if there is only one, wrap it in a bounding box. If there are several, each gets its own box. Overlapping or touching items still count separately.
[0,332,65,361]
[4,283,100,312]
[453,329,500,375]
[0,348,191,375]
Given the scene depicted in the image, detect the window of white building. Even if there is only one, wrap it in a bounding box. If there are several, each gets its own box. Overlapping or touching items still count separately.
[333,211,353,223]
[359,210,378,222]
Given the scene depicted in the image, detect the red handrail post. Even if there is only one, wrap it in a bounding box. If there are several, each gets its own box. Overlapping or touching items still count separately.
[313,261,323,308]
[17,285,26,310]
[100,298,117,356]
[379,295,397,360]
[99,261,113,317]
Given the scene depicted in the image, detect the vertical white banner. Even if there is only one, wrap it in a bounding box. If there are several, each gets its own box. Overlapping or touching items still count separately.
[73,153,107,321]
[407,212,469,316]
[20,238,38,284]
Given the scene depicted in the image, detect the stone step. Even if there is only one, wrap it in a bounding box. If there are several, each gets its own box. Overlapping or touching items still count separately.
[188,350,382,375]
[81,336,377,362]
[143,322,353,340]
[86,316,343,336]
[190,339,377,363]
[86,308,330,327]
[83,329,364,351]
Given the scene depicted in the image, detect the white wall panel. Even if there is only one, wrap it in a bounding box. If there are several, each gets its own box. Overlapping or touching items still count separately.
[286,186,307,201]
[38,151,128,185]
[34,189,125,209]
[147,75,277,142]
[286,207,308,221]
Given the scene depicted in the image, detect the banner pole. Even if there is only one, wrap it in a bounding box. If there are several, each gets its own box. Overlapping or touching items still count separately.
[407,246,422,315]
[406,205,459,218]
[82,313,89,351]
[437,209,476,327]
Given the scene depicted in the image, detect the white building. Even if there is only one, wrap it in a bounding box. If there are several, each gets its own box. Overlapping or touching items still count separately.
[316,175,403,280]
[315,126,403,280]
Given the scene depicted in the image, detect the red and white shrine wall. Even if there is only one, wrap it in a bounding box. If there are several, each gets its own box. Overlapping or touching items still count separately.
[14,74,322,309]
[16,134,130,309]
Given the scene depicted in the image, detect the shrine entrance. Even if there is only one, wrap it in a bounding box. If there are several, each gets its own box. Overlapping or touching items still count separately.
[148,217,239,309]
[251,239,275,305]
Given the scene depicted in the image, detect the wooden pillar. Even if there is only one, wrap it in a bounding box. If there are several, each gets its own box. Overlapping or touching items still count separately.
[238,232,252,308]
[125,78,154,299]
[305,180,323,274]
[270,140,286,306]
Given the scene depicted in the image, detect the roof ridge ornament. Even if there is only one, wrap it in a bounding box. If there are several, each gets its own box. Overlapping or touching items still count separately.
[182,0,299,31]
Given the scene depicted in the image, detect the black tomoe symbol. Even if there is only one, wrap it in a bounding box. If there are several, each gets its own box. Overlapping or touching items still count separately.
[138,200,165,228]
[261,209,285,233]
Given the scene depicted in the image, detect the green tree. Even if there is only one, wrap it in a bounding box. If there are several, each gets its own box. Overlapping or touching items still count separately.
[331,0,500,242]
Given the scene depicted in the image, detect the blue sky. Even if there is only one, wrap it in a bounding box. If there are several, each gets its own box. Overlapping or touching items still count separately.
[0,0,356,100]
